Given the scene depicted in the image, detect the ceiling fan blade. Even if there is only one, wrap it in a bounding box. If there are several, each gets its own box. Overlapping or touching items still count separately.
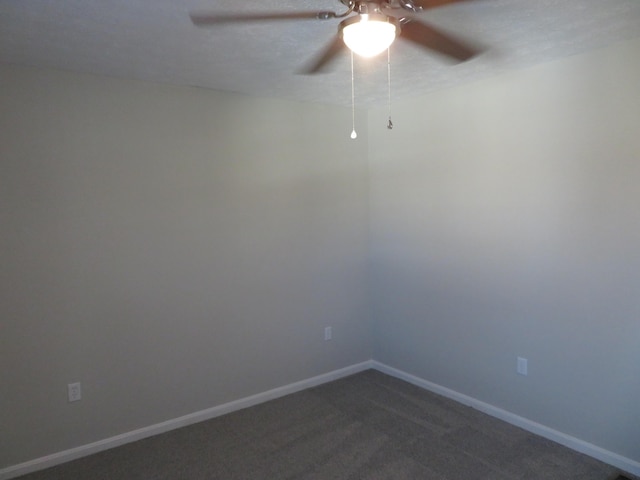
[190,11,336,26]
[300,36,345,74]
[399,20,480,62]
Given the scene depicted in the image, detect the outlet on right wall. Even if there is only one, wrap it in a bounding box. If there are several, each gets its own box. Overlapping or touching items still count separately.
[368,37,640,464]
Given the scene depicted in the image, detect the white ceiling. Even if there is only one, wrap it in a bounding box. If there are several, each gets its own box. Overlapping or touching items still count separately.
[2,0,640,107]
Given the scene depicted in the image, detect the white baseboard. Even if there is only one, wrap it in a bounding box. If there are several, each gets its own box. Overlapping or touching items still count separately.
[0,361,374,480]
[5,360,638,479]
[371,361,640,477]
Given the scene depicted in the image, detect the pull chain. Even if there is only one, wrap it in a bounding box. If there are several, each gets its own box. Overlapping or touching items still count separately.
[387,47,393,130]
[350,50,357,139]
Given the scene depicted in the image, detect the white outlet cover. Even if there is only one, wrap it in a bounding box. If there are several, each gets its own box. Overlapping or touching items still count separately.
[324,326,332,341]
[68,382,82,402]
[517,357,528,376]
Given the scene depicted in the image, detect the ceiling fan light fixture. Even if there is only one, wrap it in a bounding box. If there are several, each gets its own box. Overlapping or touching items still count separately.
[340,14,399,58]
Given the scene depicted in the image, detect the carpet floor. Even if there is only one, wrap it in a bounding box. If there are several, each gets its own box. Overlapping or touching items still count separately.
[16,369,636,479]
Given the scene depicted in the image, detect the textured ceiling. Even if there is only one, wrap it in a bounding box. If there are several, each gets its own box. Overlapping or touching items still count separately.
[2,0,640,107]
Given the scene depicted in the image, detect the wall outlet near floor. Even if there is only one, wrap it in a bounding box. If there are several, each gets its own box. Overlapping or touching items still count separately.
[324,326,332,341]
[68,382,82,402]
[517,357,528,376]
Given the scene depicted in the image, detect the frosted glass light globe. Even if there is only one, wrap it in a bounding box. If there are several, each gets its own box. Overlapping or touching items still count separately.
[341,14,398,58]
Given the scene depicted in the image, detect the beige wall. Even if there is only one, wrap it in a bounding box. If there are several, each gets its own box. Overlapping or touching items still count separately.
[0,65,371,468]
[368,37,640,462]
[2,34,640,472]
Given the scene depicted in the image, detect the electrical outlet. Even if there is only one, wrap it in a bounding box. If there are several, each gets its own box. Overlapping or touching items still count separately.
[517,357,528,376]
[68,382,82,402]
[324,326,332,341]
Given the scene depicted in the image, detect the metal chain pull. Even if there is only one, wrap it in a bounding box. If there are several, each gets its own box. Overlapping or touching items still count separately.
[351,49,358,139]
[387,47,393,130]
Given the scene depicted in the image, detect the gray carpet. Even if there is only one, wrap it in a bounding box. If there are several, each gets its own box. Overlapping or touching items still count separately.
[16,370,635,479]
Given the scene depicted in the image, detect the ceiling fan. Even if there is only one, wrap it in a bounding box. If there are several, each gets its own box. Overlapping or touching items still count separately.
[190,0,482,74]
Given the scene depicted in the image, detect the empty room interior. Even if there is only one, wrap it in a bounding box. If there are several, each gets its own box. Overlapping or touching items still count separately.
[1,1,640,479]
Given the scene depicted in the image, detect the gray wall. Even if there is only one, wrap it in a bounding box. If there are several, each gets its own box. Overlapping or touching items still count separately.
[368,37,640,461]
[0,65,371,468]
